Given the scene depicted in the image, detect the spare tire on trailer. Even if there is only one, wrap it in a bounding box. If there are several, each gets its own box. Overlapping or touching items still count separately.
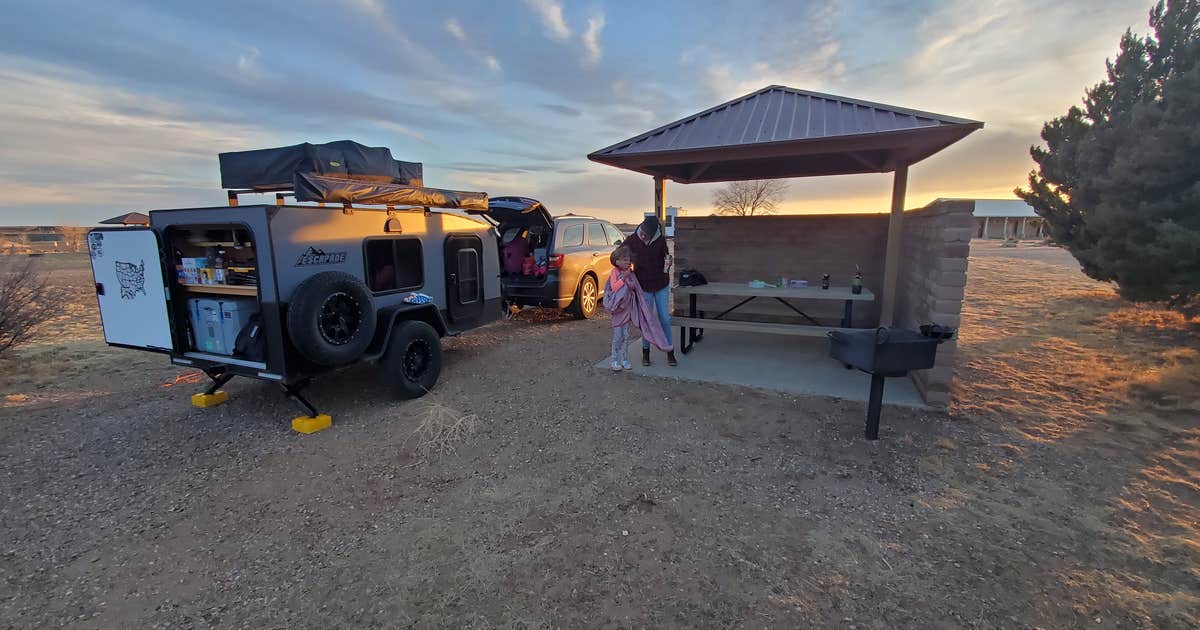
[287,271,377,366]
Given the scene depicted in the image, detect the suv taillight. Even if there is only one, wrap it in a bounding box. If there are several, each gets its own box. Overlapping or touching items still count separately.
[548,254,564,270]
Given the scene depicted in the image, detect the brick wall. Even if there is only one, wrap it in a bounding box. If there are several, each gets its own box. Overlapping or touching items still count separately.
[893,200,974,408]
[672,202,973,408]
[673,214,890,326]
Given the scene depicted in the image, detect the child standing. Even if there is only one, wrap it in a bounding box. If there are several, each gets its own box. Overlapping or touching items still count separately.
[604,245,672,371]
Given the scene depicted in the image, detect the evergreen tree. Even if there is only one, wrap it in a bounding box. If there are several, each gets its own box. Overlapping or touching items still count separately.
[1017,0,1200,306]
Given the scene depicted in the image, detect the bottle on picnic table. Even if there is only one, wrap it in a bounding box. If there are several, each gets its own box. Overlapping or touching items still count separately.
[821,274,831,290]
[851,267,863,294]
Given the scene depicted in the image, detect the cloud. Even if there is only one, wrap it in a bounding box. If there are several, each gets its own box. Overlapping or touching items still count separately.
[0,0,1160,225]
[235,46,260,78]
[0,65,273,220]
[541,103,582,117]
[695,3,846,100]
[375,120,427,142]
[445,18,466,41]
[582,12,605,65]
[344,0,385,19]
[442,16,501,72]
[525,0,570,41]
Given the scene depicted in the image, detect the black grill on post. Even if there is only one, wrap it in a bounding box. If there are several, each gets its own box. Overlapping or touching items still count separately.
[829,326,954,440]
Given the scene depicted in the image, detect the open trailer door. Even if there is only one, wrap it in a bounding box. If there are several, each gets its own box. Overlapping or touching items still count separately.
[87,228,174,352]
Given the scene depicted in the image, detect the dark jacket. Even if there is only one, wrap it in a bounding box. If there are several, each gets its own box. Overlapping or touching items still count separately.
[627,227,669,293]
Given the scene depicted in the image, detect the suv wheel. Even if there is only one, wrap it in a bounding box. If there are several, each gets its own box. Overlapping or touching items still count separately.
[570,274,598,319]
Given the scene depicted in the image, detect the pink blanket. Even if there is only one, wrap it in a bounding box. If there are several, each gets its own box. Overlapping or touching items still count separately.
[604,268,672,351]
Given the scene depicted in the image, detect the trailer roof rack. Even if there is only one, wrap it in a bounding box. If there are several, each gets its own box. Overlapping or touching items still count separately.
[225,188,485,216]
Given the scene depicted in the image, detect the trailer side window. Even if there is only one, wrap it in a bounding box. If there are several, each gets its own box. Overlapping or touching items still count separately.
[365,238,423,293]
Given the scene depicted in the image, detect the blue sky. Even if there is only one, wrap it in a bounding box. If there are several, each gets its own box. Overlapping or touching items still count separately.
[0,0,1151,225]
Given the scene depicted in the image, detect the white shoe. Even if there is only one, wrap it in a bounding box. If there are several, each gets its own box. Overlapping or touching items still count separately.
[611,360,622,372]
[622,360,632,370]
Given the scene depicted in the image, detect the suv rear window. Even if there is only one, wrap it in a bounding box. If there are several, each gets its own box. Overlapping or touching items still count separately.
[586,223,607,246]
[365,237,423,292]
[560,224,584,247]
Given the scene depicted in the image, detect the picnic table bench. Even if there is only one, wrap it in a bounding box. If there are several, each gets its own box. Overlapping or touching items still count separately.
[672,282,876,353]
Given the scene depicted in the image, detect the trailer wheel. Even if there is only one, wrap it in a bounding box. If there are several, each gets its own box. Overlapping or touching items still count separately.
[287,271,377,365]
[381,320,442,399]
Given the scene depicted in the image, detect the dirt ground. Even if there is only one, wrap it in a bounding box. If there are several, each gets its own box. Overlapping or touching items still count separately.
[0,244,1197,629]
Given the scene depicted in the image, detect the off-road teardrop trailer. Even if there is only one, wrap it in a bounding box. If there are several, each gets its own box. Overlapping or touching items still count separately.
[87,141,502,427]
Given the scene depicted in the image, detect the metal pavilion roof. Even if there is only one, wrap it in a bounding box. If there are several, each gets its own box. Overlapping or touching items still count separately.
[588,85,983,183]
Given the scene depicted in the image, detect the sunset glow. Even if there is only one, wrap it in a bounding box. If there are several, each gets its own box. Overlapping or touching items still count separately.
[0,0,1153,224]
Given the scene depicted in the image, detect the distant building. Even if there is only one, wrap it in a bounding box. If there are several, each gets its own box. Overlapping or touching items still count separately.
[0,226,90,254]
[937,198,1044,240]
[643,206,684,237]
[99,212,150,226]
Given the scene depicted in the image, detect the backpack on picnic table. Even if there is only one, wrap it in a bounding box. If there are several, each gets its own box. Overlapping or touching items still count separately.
[678,269,708,286]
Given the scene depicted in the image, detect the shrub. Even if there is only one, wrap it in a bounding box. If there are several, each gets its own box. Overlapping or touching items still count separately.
[0,257,57,354]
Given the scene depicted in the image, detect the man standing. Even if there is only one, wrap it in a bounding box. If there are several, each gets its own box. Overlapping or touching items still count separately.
[625,216,677,367]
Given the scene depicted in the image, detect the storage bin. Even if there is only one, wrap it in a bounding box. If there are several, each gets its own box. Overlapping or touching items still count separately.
[188,297,258,356]
[188,297,227,354]
[217,298,257,354]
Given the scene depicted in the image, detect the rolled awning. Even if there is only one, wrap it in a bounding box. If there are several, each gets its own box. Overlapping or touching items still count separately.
[293,172,488,210]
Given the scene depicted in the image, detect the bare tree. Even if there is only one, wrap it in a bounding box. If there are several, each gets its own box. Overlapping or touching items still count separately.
[0,257,57,355]
[711,179,789,216]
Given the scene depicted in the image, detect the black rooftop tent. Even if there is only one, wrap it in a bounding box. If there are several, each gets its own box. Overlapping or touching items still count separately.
[217,140,487,211]
[587,85,983,324]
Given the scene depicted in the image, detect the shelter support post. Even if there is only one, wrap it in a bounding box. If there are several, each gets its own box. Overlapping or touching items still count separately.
[653,176,666,224]
[983,217,989,239]
[1004,217,1010,240]
[879,164,908,327]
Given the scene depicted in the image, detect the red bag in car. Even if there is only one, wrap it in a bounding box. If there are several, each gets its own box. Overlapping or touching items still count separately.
[502,234,530,274]
[522,255,535,276]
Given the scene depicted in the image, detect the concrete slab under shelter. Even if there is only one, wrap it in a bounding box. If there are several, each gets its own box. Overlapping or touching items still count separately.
[595,330,927,409]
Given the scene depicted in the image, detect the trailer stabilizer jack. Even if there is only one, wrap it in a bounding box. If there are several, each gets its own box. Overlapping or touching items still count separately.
[193,371,234,408]
[282,380,331,433]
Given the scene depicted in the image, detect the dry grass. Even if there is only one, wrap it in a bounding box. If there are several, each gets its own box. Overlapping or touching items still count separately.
[954,247,1200,442]
[409,399,481,457]
[954,243,1200,626]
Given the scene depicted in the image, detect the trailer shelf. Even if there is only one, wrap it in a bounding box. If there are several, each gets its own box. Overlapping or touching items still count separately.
[179,283,259,296]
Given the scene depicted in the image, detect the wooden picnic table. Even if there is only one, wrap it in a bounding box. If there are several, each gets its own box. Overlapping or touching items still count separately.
[672,282,876,353]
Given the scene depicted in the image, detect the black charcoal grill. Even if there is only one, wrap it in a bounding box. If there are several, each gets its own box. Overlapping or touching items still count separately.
[829,326,955,439]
